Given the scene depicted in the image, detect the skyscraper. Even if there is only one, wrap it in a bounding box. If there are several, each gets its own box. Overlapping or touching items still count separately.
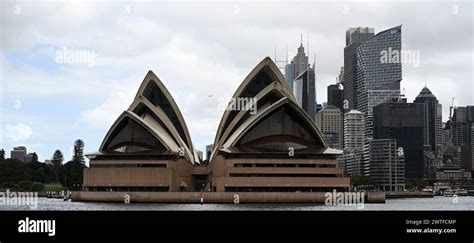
[293,67,316,120]
[339,109,366,175]
[205,144,214,160]
[471,124,474,171]
[343,27,375,111]
[343,109,365,153]
[449,106,474,168]
[414,86,443,152]
[327,83,343,110]
[285,37,309,92]
[197,150,203,161]
[356,25,402,139]
[364,139,405,191]
[373,100,424,179]
[450,106,474,147]
[315,105,342,149]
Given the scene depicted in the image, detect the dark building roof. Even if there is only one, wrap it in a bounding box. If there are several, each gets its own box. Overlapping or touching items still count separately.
[415,86,436,99]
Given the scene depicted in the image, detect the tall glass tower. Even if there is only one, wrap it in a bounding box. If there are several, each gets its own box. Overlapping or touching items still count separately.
[414,86,443,152]
[356,25,402,139]
[343,27,375,111]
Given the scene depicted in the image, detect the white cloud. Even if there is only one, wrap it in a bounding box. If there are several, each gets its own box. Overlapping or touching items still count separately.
[1,1,472,158]
[2,123,33,142]
[80,90,134,128]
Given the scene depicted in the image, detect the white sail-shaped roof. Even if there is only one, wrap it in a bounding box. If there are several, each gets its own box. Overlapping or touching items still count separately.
[99,71,198,164]
[210,57,328,161]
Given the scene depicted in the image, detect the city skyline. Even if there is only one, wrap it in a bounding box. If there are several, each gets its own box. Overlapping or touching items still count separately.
[1,1,472,163]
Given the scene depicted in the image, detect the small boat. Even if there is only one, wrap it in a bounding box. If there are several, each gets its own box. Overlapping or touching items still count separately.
[455,189,468,196]
[63,190,71,201]
[443,189,454,197]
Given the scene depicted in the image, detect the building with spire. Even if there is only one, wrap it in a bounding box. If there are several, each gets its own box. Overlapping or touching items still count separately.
[284,35,309,92]
[414,85,443,152]
[285,36,316,120]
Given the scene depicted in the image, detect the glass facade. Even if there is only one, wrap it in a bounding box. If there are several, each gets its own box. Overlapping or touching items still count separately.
[343,27,375,110]
[356,26,402,139]
[293,68,316,120]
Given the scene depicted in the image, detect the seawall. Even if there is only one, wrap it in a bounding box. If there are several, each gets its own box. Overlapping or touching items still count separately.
[71,191,385,204]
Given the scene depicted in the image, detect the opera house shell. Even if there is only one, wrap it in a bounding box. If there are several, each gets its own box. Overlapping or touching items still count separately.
[84,71,199,192]
[83,57,350,194]
[208,57,349,192]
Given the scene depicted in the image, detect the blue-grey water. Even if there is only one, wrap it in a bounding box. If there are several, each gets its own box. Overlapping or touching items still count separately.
[1,196,474,211]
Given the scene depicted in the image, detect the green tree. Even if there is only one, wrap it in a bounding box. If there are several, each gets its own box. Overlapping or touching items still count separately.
[64,160,85,190]
[72,139,85,164]
[0,159,31,189]
[51,149,64,183]
[27,161,50,183]
[30,182,44,192]
[31,152,38,163]
[200,159,209,166]
[0,149,5,161]
[350,175,373,187]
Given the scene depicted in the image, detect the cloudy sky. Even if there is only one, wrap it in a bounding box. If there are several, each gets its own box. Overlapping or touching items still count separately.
[0,0,472,162]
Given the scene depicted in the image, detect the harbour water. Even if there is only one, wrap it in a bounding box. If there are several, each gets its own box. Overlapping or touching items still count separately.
[1,196,474,211]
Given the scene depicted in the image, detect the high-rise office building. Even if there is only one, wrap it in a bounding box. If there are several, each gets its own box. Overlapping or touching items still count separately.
[205,144,214,160]
[414,86,443,152]
[449,106,474,170]
[461,144,472,172]
[363,139,405,191]
[337,153,363,176]
[356,26,402,140]
[471,124,474,171]
[373,100,424,179]
[343,27,375,110]
[285,38,309,91]
[327,83,343,110]
[293,67,316,120]
[316,105,342,149]
[197,150,203,161]
[343,110,365,153]
[341,110,366,176]
[450,106,474,147]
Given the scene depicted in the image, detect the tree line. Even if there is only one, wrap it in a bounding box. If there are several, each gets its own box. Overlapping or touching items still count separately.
[0,139,87,191]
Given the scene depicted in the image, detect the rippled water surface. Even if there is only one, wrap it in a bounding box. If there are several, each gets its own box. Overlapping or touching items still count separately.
[1,196,474,211]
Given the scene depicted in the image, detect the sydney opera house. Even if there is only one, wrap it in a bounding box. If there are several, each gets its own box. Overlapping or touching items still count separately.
[82,57,350,195]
